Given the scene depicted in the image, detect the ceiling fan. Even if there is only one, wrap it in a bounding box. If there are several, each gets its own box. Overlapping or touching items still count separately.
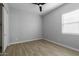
[33,3,46,12]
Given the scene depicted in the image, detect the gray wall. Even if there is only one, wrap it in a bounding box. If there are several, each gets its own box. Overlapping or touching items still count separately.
[43,3,79,50]
[9,7,42,44]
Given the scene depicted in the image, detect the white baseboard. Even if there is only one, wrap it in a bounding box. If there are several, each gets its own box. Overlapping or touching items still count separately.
[8,38,43,46]
[44,39,79,52]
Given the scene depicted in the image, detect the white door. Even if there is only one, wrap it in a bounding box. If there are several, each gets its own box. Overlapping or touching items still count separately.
[2,7,9,52]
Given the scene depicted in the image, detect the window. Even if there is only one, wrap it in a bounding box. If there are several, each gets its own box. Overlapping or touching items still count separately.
[62,9,79,34]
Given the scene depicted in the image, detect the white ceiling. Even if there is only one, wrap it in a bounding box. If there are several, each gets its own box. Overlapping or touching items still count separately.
[8,3,64,15]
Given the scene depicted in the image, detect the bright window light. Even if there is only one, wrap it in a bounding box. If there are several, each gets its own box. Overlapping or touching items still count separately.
[62,9,79,34]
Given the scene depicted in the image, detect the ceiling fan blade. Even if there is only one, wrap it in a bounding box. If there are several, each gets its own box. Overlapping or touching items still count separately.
[39,6,42,12]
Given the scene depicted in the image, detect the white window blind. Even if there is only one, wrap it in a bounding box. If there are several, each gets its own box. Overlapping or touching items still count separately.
[62,9,79,34]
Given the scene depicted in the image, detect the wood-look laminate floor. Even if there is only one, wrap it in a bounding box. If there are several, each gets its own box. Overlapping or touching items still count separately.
[5,39,79,56]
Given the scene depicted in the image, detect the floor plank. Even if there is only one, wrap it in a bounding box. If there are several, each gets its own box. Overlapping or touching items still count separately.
[5,39,79,56]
